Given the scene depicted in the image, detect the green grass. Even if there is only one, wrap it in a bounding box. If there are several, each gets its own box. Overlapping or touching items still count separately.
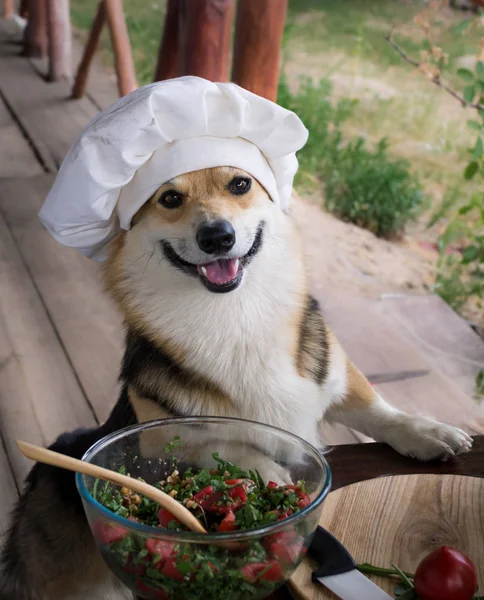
[286,0,424,69]
[285,0,484,77]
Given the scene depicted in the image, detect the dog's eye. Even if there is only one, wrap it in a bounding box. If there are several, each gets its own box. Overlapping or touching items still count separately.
[228,177,252,195]
[158,190,184,209]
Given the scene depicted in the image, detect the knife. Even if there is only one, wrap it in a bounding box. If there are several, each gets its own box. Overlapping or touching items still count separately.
[367,369,429,385]
[309,526,393,600]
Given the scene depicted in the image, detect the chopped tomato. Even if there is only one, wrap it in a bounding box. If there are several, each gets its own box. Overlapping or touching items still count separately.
[282,485,311,509]
[218,510,238,532]
[227,486,247,507]
[136,580,170,599]
[93,520,127,545]
[296,491,311,509]
[157,507,181,528]
[241,560,285,582]
[225,478,249,489]
[267,481,279,489]
[193,486,227,514]
[269,539,304,565]
[207,561,217,574]
[266,530,299,547]
[277,509,293,521]
[122,558,147,576]
[161,557,186,582]
[266,530,304,565]
[145,538,176,565]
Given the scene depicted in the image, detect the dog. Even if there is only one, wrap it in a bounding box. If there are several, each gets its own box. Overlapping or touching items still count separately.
[0,166,473,600]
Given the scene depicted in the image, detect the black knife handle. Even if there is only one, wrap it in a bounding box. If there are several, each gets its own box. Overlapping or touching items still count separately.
[309,525,356,580]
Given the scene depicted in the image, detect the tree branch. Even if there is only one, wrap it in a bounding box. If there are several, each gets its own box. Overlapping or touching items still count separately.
[386,32,484,112]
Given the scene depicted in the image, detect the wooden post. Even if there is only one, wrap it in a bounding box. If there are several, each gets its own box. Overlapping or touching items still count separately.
[3,0,14,19]
[20,0,30,19]
[104,0,137,96]
[71,1,106,98]
[154,0,180,81]
[219,0,235,81]
[46,0,72,81]
[23,0,47,58]
[232,0,288,101]
[178,0,235,81]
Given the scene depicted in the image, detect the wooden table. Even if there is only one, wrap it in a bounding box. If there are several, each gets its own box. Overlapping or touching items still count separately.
[272,435,484,600]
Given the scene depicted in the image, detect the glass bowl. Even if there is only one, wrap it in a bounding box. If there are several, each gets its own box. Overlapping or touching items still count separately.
[76,417,331,600]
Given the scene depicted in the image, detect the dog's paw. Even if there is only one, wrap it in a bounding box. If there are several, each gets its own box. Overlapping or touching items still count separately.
[239,453,293,486]
[386,416,473,461]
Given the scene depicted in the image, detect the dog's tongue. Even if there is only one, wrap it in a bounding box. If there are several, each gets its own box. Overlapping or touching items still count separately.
[198,258,239,285]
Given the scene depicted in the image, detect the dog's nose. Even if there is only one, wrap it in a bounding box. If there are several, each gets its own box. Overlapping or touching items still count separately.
[197,220,236,254]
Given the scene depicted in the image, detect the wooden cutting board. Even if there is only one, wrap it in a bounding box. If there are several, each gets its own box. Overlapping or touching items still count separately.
[290,474,484,599]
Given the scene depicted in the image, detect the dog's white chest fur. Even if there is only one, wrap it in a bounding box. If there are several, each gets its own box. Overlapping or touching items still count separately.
[128,220,325,447]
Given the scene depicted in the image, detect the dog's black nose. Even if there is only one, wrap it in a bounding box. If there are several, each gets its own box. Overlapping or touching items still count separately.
[197,220,236,254]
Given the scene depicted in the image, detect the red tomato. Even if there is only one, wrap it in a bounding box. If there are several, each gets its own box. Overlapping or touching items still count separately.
[145,538,176,565]
[267,481,279,489]
[193,485,215,503]
[193,486,228,514]
[414,547,477,600]
[157,508,181,528]
[241,560,285,582]
[227,488,247,508]
[218,510,238,532]
[282,485,311,509]
[296,491,311,509]
[93,520,127,545]
[269,538,304,565]
[277,509,293,521]
[161,557,186,582]
[122,556,147,576]
[225,478,249,489]
[136,580,170,599]
[266,530,304,565]
[266,529,299,547]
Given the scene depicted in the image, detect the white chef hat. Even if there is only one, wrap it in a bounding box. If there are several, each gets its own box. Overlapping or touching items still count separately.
[39,76,308,261]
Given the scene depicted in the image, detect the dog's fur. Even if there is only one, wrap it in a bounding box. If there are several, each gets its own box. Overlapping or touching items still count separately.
[0,167,472,600]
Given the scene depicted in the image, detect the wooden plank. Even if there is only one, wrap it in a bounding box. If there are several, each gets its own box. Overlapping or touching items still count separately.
[319,422,363,446]
[0,175,124,423]
[291,474,484,599]
[0,38,98,169]
[0,438,17,541]
[382,294,484,400]
[0,201,97,444]
[0,97,44,178]
[319,290,484,434]
[0,305,44,483]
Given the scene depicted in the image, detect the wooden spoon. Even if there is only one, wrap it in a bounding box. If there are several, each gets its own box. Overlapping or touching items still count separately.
[17,440,207,534]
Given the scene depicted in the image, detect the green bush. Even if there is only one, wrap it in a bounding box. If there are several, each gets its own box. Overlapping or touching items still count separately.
[324,137,424,237]
[278,77,424,237]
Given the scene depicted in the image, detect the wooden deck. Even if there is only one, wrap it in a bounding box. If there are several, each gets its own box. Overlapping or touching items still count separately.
[0,19,483,544]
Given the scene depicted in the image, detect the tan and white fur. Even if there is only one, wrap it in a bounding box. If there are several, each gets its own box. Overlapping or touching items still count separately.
[107,167,471,460]
[0,166,472,600]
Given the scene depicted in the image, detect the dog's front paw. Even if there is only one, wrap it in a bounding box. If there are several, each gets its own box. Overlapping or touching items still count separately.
[386,416,473,461]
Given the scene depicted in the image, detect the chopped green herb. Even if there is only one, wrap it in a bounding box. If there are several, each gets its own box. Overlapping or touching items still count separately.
[93,447,312,599]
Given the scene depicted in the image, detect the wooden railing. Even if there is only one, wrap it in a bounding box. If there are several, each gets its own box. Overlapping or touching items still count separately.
[2,0,288,103]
